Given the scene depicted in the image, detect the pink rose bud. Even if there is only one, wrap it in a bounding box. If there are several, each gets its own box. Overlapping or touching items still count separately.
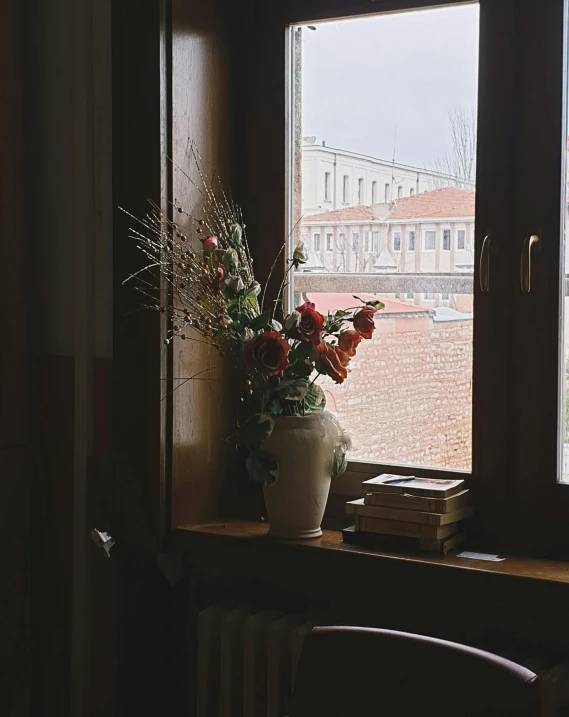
[203,235,218,253]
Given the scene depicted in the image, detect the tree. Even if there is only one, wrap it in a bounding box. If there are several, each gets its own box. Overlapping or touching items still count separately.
[431,108,477,190]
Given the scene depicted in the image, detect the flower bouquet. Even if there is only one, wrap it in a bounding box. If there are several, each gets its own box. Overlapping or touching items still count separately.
[125,147,383,536]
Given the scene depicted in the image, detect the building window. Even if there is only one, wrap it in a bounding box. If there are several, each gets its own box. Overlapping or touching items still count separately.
[364,231,371,252]
[393,232,401,251]
[408,230,415,251]
[410,188,415,196]
[423,230,436,251]
[372,231,379,252]
[301,233,308,245]
[425,292,435,300]
[342,175,349,203]
[407,292,414,299]
[339,232,345,248]
[443,229,451,250]
[326,233,333,251]
[358,178,364,204]
[324,172,331,201]
[442,292,450,300]
[457,229,466,249]
[372,181,377,203]
[352,232,359,253]
[398,185,403,199]
[384,183,390,202]
[313,233,321,251]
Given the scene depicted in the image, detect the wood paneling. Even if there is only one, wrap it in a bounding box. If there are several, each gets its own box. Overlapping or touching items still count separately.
[170,0,257,526]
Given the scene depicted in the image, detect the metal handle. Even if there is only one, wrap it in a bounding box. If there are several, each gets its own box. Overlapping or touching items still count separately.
[520,234,541,293]
[480,234,492,292]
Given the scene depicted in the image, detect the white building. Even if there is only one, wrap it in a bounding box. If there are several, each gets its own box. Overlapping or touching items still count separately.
[301,137,475,216]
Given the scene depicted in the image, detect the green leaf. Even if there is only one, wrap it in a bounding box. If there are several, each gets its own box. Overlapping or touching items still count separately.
[266,398,284,415]
[274,379,309,401]
[237,413,274,450]
[353,295,384,310]
[289,360,313,379]
[332,452,347,478]
[249,311,271,331]
[305,383,326,413]
[290,341,313,362]
[246,450,279,485]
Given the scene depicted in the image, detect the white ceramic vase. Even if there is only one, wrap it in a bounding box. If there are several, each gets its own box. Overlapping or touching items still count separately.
[262,411,338,539]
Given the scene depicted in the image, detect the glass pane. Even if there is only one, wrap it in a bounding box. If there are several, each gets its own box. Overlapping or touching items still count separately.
[290,5,479,470]
[562,20,569,483]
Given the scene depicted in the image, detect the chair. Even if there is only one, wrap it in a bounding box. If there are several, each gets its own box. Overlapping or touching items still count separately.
[289,626,541,717]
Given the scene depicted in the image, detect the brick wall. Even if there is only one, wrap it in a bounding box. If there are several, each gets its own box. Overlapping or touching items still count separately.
[323,313,473,470]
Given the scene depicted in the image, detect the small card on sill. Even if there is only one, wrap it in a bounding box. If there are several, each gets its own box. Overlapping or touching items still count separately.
[457,551,505,562]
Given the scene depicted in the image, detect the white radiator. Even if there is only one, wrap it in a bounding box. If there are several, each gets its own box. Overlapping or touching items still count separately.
[197,606,569,717]
[197,602,323,717]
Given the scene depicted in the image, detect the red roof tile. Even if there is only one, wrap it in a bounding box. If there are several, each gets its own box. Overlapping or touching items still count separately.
[303,205,375,223]
[387,188,475,221]
[305,293,430,315]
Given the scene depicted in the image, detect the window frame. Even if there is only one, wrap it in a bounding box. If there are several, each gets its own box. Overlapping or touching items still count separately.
[443,228,451,250]
[457,228,466,250]
[358,177,364,204]
[408,229,416,251]
[248,0,569,554]
[342,174,349,203]
[393,231,401,252]
[372,180,378,203]
[313,232,321,251]
[324,171,331,201]
[423,229,436,251]
[326,232,333,251]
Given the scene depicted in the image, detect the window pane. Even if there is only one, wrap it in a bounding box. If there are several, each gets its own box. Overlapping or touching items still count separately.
[291,5,478,470]
[562,21,569,482]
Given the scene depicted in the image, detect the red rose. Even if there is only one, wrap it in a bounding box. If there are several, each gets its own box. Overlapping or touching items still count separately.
[353,306,376,339]
[338,329,362,357]
[212,264,225,291]
[313,342,350,384]
[292,301,324,346]
[243,331,290,377]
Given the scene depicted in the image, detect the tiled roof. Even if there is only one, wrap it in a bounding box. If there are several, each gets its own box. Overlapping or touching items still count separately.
[305,293,430,315]
[303,205,375,223]
[387,188,475,221]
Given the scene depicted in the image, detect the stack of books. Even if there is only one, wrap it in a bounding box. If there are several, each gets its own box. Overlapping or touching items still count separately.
[343,473,472,554]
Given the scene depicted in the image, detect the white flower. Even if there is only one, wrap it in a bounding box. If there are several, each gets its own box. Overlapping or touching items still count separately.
[284,311,301,330]
[270,319,283,332]
[228,276,244,293]
[220,315,232,328]
[223,248,239,270]
[229,223,243,245]
[248,281,261,296]
[293,241,308,264]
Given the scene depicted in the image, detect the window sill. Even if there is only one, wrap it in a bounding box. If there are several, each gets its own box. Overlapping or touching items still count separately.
[173,521,569,587]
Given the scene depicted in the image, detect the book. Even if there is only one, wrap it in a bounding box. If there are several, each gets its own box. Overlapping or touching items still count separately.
[354,515,459,540]
[342,525,466,555]
[362,474,465,499]
[346,498,473,526]
[364,488,470,514]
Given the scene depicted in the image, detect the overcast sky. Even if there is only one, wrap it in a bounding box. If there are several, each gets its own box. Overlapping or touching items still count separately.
[301,3,480,169]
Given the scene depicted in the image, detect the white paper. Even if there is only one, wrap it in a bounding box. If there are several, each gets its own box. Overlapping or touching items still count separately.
[457,551,505,562]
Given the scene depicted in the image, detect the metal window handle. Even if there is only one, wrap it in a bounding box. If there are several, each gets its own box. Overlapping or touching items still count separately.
[480,234,492,292]
[520,234,541,293]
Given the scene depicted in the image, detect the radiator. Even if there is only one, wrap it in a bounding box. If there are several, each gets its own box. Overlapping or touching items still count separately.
[197,603,569,717]
[197,602,323,717]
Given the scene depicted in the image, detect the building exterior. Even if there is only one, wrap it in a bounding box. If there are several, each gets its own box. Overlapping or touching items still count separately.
[301,137,475,216]
[300,187,475,274]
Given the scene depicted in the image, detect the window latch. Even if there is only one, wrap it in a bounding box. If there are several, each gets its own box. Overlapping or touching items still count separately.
[91,528,115,558]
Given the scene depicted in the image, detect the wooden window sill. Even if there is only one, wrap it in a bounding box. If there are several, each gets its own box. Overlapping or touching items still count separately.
[173,521,569,587]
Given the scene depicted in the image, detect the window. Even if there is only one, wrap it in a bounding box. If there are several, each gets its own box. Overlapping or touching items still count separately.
[442,292,450,300]
[301,233,308,245]
[393,232,401,251]
[408,231,415,251]
[352,232,359,253]
[372,181,377,203]
[339,232,345,247]
[313,233,320,251]
[410,188,415,196]
[397,185,403,199]
[372,231,379,252]
[342,175,349,203]
[358,178,364,204]
[443,229,451,250]
[324,171,331,201]
[384,183,390,202]
[407,292,414,299]
[424,292,434,300]
[364,231,371,252]
[326,233,333,251]
[262,0,569,555]
[423,230,436,251]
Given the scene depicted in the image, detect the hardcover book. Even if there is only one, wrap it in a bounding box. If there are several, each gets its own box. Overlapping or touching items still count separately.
[354,515,459,540]
[364,488,470,514]
[362,474,465,499]
[346,498,473,526]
